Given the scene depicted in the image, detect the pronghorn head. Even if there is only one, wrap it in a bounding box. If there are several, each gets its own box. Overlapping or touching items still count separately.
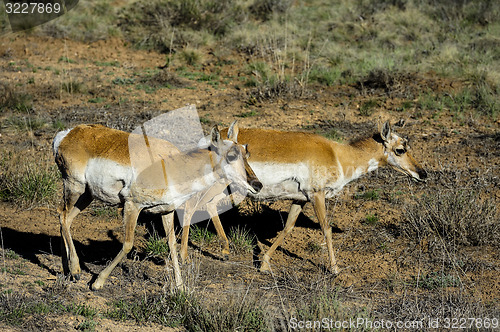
[209,121,263,194]
[379,121,427,182]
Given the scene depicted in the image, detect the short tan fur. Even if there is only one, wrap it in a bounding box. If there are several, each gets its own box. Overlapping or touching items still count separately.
[179,121,427,273]
[53,122,258,290]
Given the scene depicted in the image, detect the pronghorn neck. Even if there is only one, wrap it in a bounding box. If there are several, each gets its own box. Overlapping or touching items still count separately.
[132,146,225,208]
[163,147,222,185]
[334,134,386,183]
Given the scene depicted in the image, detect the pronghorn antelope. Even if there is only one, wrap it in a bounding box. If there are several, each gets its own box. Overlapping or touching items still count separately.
[53,122,261,290]
[179,121,427,273]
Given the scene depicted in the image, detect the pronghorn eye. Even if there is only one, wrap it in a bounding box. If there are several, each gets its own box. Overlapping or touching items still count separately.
[394,148,406,156]
[226,151,239,162]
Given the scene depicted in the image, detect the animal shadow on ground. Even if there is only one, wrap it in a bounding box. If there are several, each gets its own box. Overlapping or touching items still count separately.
[0,226,123,277]
[178,202,343,271]
[1,202,344,279]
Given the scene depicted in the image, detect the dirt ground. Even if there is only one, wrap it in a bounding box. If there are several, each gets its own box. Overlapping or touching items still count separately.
[0,35,499,330]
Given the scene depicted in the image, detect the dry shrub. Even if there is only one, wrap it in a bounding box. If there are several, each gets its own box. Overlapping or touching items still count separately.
[0,152,59,208]
[249,79,308,102]
[141,70,189,89]
[403,190,499,247]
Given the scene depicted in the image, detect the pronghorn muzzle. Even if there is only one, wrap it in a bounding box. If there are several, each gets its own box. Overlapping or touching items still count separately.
[245,160,263,193]
[407,153,427,182]
[414,166,427,182]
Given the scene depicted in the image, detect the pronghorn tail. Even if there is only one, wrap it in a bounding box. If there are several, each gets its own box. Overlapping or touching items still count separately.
[52,128,72,158]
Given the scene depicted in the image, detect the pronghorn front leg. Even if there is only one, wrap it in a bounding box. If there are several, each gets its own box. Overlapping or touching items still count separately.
[92,201,140,290]
[206,196,231,259]
[161,212,183,290]
[312,191,339,274]
[179,183,230,263]
[260,201,305,272]
[180,198,196,264]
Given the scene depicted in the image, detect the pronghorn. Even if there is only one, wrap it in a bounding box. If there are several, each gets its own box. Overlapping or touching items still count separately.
[179,121,427,273]
[53,122,261,290]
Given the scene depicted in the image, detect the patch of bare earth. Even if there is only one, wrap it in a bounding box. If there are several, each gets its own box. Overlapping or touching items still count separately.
[1,35,498,329]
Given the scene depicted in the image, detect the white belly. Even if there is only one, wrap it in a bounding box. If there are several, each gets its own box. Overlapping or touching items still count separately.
[85,158,135,204]
[247,162,311,201]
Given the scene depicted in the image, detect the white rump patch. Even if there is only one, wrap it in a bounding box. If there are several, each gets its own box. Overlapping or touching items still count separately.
[52,128,72,156]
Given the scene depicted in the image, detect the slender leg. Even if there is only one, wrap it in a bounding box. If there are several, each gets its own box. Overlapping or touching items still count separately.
[179,199,196,264]
[207,201,230,259]
[59,184,93,279]
[162,213,183,290]
[312,191,339,274]
[92,200,140,290]
[179,183,228,263]
[260,201,305,272]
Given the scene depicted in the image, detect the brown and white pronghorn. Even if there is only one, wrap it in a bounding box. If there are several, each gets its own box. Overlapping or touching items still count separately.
[180,121,427,273]
[53,122,261,290]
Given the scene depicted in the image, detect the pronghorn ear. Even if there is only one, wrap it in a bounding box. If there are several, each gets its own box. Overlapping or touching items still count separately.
[227,120,239,143]
[380,121,391,142]
[211,125,222,148]
[243,144,250,157]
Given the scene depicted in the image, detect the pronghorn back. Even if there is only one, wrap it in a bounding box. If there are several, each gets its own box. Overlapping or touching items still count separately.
[222,128,337,166]
[54,124,183,175]
[55,124,137,168]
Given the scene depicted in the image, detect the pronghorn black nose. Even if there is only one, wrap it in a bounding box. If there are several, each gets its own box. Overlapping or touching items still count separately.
[417,168,427,181]
[250,179,263,193]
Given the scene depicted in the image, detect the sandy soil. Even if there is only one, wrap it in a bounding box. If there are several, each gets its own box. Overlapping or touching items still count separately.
[0,35,499,330]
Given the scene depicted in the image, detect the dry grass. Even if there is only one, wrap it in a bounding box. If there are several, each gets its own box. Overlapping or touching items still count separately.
[0,152,59,208]
[403,190,499,247]
[23,0,500,116]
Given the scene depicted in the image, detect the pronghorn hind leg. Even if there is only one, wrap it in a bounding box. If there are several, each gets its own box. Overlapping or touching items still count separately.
[59,184,93,280]
[161,213,184,290]
[312,191,339,274]
[92,201,140,290]
[260,201,304,273]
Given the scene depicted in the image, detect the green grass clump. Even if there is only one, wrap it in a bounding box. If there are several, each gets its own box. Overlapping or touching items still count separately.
[4,116,47,132]
[90,206,120,218]
[411,271,460,290]
[355,189,380,201]
[0,292,98,327]
[105,292,186,327]
[363,213,379,225]
[293,289,373,331]
[306,241,322,253]
[0,89,33,113]
[0,165,59,207]
[61,81,86,94]
[144,231,170,258]
[190,225,216,245]
[106,291,269,331]
[40,0,120,41]
[359,99,379,117]
[228,226,255,254]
